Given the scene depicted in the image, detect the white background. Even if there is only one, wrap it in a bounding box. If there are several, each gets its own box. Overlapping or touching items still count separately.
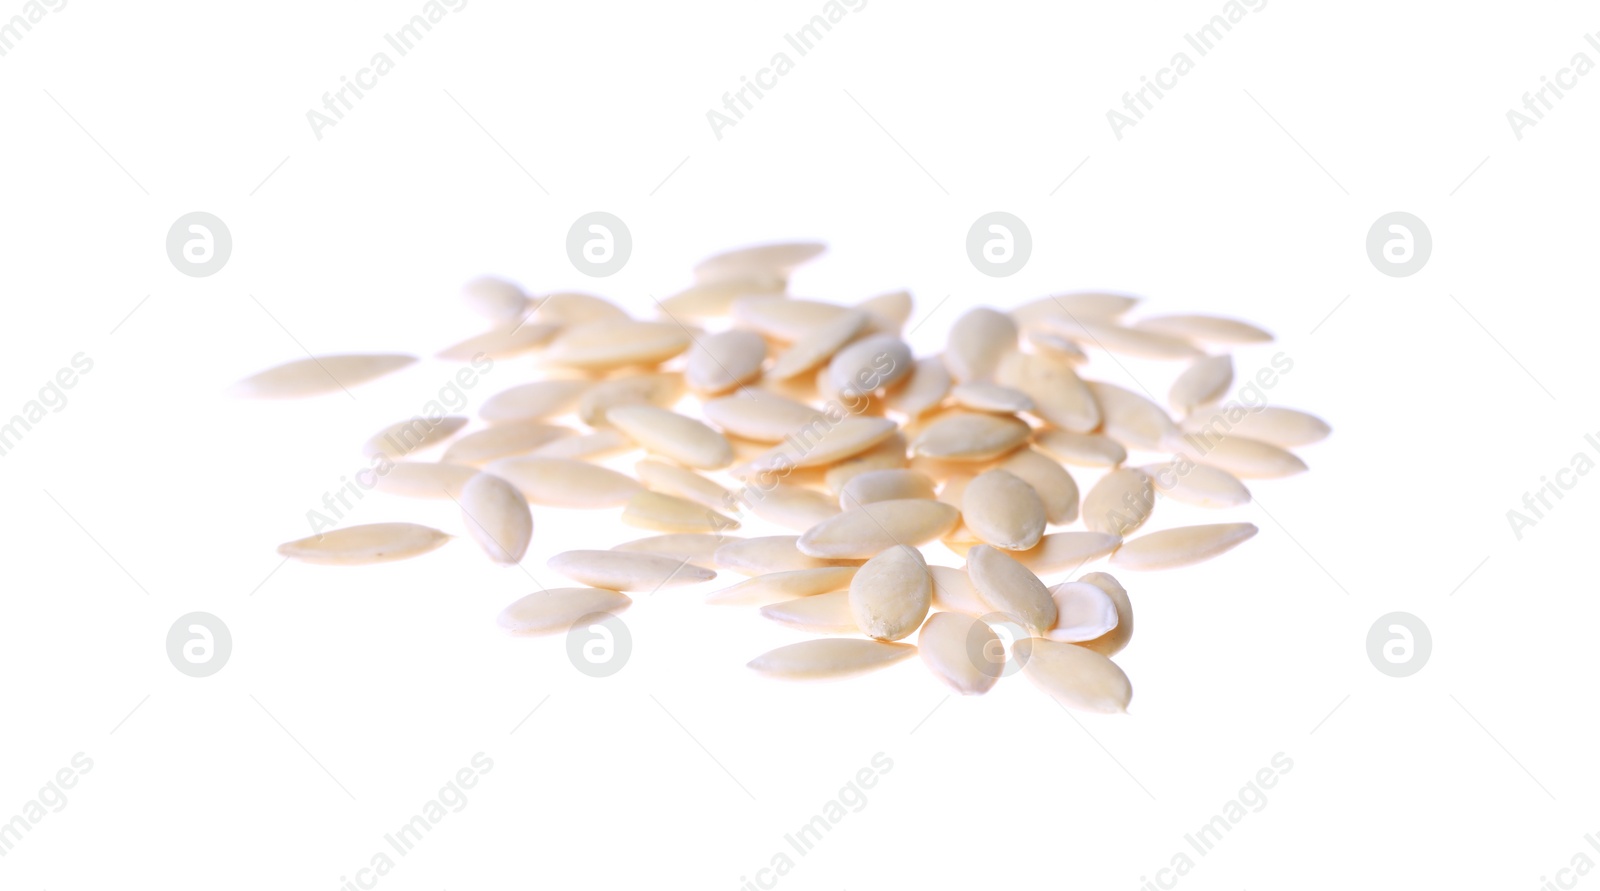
[2,1,1598,888]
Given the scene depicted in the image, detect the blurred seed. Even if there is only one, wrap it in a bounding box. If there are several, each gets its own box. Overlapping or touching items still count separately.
[614,533,727,568]
[1110,523,1258,570]
[362,416,467,459]
[1011,292,1139,327]
[635,459,731,510]
[694,241,825,284]
[622,490,738,533]
[526,292,631,326]
[821,431,910,494]
[1168,433,1307,479]
[460,276,527,322]
[659,277,785,320]
[706,566,859,606]
[230,354,417,399]
[748,484,841,532]
[578,372,685,428]
[497,587,631,636]
[1041,317,1201,360]
[372,461,479,500]
[839,469,936,510]
[996,352,1099,432]
[828,334,913,395]
[944,307,1017,383]
[1033,429,1127,468]
[459,472,533,565]
[797,499,960,559]
[607,405,734,470]
[1169,355,1233,414]
[768,309,870,380]
[1181,406,1331,447]
[1134,314,1273,345]
[686,329,767,394]
[479,379,591,424]
[277,522,449,565]
[1085,381,1178,450]
[732,296,852,341]
[997,447,1080,525]
[437,321,560,362]
[712,536,864,575]
[442,421,575,466]
[487,457,641,508]
[950,382,1034,414]
[760,591,859,634]
[548,549,715,591]
[529,428,632,461]
[541,320,690,371]
[856,289,914,332]
[746,638,916,680]
[886,356,952,418]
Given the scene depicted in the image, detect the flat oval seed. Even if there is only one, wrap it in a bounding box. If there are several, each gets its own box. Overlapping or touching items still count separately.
[1085,381,1178,450]
[911,412,1032,462]
[441,422,576,466]
[547,549,716,591]
[822,432,910,494]
[578,373,685,428]
[485,457,641,508]
[694,241,826,283]
[849,545,931,641]
[1011,532,1122,574]
[686,329,767,394]
[760,591,859,634]
[277,522,449,565]
[1046,581,1119,642]
[1041,317,1202,360]
[1169,355,1233,414]
[479,379,591,424]
[744,416,898,472]
[950,382,1034,414]
[362,416,467,459]
[1167,433,1307,479]
[1015,637,1133,713]
[887,356,953,418]
[996,351,1099,433]
[918,611,1000,695]
[1033,429,1127,468]
[372,461,479,500]
[635,459,730,510]
[746,639,916,680]
[529,429,632,461]
[540,320,690,371]
[1025,329,1088,363]
[706,566,859,606]
[1076,572,1134,657]
[702,391,824,442]
[607,405,734,470]
[797,499,960,559]
[748,485,841,532]
[997,448,1080,525]
[963,469,1047,551]
[944,307,1018,383]
[437,321,561,362]
[1082,468,1155,536]
[526,292,630,326]
[496,588,631,636]
[1110,523,1258,570]
[622,490,739,534]
[856,289,914,331]
[1181,406,1331,447]
[230,354,417,399]
[839,469,936,510]
[712,536,863,575]
[658,277,785,321]
[966,544,1056,635]
[460,276,527,321]
[1133,313,1273,345]
[732,296,852,341]
[613,533,726,568]
[828,334,913,396]
[929,565,989,614]
[768,309,870,380]
[459,472,533,565]
[1011,292,1139,327]
[1140,460,1251,508]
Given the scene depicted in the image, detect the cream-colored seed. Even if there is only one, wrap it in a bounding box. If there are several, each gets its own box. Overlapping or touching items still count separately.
[613,533,727,568]
[372,461,479,500]
[526,292,630,326]
[928,564,989,614]
[748,484,842,532]
[479,379,591,424]
[658,277,786,321]
[437,322,561,362]
[694,241,825,284]
[767,309,870,380]
[577,373,684,428]
[1168,355,1234,414]
[1134,313,1273,345]
[1085,381,1179,450]
[886,356,953,417]
[997,448,1080,525]
[1032,429,1127,468]
[1180,406,1331,447]
[702,391,824,442]
[856,289,914,331]
[996,352,1100,433]
[230,354,417,399]
[706,566,859,606]
[1110,523,1258,570]
[622,490,738,533]
[460,276,527,322]
[918,611,1000,696]
[540,320,690,371]
[496,588,631,636]
[963,469,1047,551]
[1139,460,1251,508]
[966,544,1056,634]
[1075,572,1134,657]
[848,545,931,641]
[746,638,916,680]
[277,522,449,565]
[362,416,467,459]
[1040,316,1201,360]
[1082,468,1155,536]
[547,549,716,591]
[486,457,641,508]
[459,472,534,565]
[949,382,1034,414]
[635,459,731,510]
[1024,329,1088,363]
[911,412,1032,461]
[839,469,937,510]
[944,307,1017,383]
[1015,637,1133,713]
[743,416,898,472]
[528,428,633,461]
[828,334,913,395]
[441,421,575,467]
[686,329,767,394]
[1010,292,1139,327]
[731,296,852,341]
[607,404,734,470]
[1046,581,1120,642]
[1011,532,1122,575]
[760,591,859,634]
[797,499,960,559]
[712,536,864,575]
[1167,433,1307,479]
[821,432,910,494]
